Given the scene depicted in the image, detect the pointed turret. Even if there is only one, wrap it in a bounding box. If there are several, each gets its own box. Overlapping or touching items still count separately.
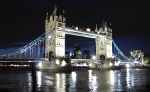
[95,24,99,33]
[52,5,57,16]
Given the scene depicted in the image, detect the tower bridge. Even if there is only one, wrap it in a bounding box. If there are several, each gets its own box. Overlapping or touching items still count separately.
[45,26,112,60]
[45,7,112,60]
[0,6,130,69]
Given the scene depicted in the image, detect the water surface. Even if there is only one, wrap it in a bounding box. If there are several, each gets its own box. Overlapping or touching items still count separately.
[0,68,150,92]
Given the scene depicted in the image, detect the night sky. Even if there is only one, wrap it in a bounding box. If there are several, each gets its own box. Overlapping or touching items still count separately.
[0,0,149,56]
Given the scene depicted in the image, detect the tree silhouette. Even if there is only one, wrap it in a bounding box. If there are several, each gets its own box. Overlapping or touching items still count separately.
[73,46,82,59]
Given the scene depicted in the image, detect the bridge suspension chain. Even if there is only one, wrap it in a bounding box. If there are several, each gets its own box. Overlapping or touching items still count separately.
[0,31,53,59]
[112,40,129,60]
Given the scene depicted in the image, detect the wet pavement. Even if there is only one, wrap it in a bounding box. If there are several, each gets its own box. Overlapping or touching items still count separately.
[0,68,150,92]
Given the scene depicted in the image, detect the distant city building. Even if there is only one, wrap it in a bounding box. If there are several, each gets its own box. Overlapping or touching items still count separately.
[73,46,82,59]
[130,50,144,64]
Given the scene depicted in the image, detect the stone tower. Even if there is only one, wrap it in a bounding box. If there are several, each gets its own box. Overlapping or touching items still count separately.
[96,22,112,60]
[45,6,66,60]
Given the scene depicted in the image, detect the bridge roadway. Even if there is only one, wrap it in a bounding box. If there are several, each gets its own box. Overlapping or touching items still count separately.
[57,27,111,39]
[64,28,97,38]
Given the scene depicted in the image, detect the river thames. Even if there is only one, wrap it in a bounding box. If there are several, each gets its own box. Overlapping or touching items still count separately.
[0,68,150,92]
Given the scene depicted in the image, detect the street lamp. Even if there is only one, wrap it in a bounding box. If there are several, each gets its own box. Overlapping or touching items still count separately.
[86,28,91,32]
[92,55,96,60]
[56,59,60,65]
[75,27,79,30]
[61,60,67,67]
[48,35,51,39]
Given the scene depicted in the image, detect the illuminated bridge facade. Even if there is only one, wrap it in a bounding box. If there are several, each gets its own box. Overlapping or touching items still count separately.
[0,7,129,63]
[45,7,112,61]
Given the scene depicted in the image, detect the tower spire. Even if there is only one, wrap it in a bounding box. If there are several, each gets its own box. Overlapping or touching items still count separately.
[95,24,98,32]
[52,5,57,16]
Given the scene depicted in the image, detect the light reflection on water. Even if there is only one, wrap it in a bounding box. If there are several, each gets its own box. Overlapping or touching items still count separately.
[88,70,98,92]
[0,69,150,92]
[55,73,66,92]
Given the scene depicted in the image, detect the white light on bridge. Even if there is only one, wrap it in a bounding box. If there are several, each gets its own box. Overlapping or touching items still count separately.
[75,27,79,30]
[109,62,113,67]
[86,28,91,32]
[37,62,42,68]
[125,64,130,68]
[61,60,67,67]
[89,63,93,67]
[69,52,72,57]
[92,55,96,60]
[114,61,119,66]
[48,35,51,39]
[28,60,32,62]
[112,55,115,59]
[56,59,60,65]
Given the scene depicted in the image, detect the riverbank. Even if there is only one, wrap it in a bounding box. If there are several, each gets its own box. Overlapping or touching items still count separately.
[1,60,150,72]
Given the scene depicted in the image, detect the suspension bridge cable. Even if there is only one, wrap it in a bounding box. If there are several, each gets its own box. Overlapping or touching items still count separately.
[112,40,129,60]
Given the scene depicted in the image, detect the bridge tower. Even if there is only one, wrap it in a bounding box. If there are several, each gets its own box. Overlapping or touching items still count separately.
[96,22,112,60]
[45,6,66,60]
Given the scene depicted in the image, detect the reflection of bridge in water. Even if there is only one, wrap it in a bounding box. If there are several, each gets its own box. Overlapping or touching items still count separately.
[0,6,129,69]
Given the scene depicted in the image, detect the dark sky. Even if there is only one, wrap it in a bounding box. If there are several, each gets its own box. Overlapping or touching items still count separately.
[0,0,149,56]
